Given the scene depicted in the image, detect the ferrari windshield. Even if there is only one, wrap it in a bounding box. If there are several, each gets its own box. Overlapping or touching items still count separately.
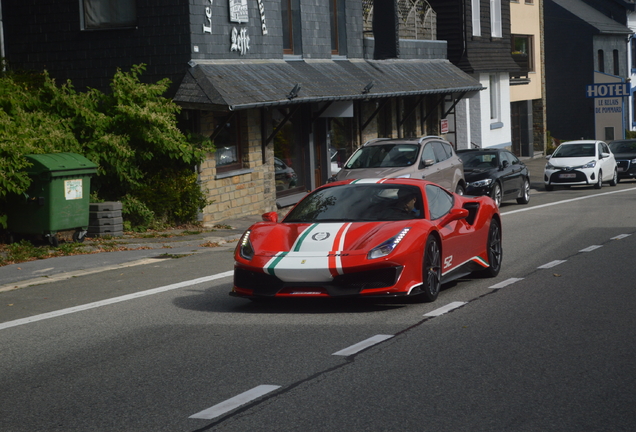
[344,144,419,169]
[284,183,424,222]
[552,143,595,158]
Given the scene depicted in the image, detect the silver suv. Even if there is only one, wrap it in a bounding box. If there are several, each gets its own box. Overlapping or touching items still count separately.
[332,136,466,194]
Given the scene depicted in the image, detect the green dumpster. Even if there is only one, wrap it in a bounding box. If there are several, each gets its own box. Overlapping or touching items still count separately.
[6,153,98,246]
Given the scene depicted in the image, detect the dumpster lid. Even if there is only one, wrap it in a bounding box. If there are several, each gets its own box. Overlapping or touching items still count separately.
[25,153,98,176]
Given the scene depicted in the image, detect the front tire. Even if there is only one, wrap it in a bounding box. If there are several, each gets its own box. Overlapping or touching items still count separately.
[517,178,530,204]
[455,183,465,196]
[481,219,502,277]
[420,235,442,302]
[491,182,502,207]
[609,168,618,186]
[594,170,603,189]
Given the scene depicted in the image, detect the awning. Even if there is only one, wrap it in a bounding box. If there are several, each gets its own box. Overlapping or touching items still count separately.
[174,58,484,111]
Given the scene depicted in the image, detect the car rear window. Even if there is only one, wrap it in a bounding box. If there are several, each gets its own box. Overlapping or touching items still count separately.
[344,144,419,169]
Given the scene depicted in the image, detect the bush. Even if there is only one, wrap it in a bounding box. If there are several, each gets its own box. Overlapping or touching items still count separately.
[0,65,214,230]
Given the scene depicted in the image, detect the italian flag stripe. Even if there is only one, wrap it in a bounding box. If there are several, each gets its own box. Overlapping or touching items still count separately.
[292,223,319,252]
[266,252,288,276]
[328,222,352,277]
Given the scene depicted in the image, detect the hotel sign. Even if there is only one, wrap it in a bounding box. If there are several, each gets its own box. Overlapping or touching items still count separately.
[585,83,630,98]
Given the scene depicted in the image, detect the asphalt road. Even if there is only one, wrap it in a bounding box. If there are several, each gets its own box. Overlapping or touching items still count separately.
[1,164,636,432]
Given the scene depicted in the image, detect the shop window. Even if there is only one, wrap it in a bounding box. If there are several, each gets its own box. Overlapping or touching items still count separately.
[273,108,305,196]
[213,113,242,174]
[81,0,137,30]
[632,40,636,71]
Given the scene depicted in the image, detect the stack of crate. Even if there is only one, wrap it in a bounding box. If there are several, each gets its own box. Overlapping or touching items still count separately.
[88,202,123,237]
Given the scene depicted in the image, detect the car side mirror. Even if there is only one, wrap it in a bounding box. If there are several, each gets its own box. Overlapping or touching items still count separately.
[440,207,469,226]
[422,158,435,168]
[601,152,610,159]
[501,160,509,169]
[262,211,278,223]
[545,155,551,160]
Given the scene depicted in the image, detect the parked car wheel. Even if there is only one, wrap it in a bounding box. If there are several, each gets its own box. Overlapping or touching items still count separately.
[490,182,502,207]
[516,178,530,204]
[455,183,465,196]
[609,168,618,186]
[594,170,603,189]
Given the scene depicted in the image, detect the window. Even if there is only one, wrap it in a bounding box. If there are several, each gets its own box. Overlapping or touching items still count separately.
[489,74,500,122]
[81,0,136,30]
[281,0,301,54]
[330,0,339,54]
[598,50,605,72]
[472,0,481,37]
[273,108,305,196]
[632,39,636,70]
[490,0,502,38]
[213,113,242,173]
[426,184,453,220]
[511,34,534,72]
[613,49,619,75]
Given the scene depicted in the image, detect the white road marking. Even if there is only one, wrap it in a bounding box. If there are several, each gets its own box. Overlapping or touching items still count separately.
[332,334,394,356]
[611,234,632,240]
[489,278,524,289]
[500,187,636,216]
[538,260,566,269]
[189,385,281,420]
[580,245,602,252]
[424,301,466,317]
[0,271,234,331]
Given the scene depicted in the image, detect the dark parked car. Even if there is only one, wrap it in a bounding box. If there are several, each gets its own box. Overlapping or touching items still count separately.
[457,148,530,207]
[609,139,636,181]
[274,157,297,191]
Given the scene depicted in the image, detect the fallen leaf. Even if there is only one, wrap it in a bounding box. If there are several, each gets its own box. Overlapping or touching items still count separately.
[553,273,561,277]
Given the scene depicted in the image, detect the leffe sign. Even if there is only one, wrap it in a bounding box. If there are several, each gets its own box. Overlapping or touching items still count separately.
[202,0,268,55]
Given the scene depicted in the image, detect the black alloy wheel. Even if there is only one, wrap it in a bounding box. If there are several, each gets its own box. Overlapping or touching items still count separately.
[594,170,603,189]
[420,235,442,302]
[482,219,502,277]
[516,178,530,204]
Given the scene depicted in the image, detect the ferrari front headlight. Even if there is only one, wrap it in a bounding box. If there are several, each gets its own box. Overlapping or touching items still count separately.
[238,230,254,260]
[368,228,410,260]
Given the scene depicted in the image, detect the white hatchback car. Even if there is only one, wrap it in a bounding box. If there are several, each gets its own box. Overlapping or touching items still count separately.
[544,140,618,191]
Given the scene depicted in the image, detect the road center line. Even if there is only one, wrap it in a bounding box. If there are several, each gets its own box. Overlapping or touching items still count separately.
[500,187,636,216]
[489,277,524,289]
[332,334,394,356]
[538,260,566,269]
[424,301,466,317]
[611,233,632,240]
[0,271,234,331]
[189,385,281,420]
[580,245,602,252]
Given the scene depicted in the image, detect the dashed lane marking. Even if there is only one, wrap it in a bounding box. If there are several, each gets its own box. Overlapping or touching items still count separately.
[189,385,281,420]
[489,278,524,289]
[538,260,566,269]
[424,301,466,317]
[332,334,394,356]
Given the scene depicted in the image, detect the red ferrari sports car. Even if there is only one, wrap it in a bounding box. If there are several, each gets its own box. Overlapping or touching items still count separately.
[231,178,502,302]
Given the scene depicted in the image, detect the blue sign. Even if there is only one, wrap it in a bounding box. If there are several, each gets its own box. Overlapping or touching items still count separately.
[586,83,631,98]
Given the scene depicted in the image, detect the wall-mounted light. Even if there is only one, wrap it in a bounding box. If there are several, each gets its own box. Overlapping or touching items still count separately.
[287,83,301,100]
[362,81,374,94]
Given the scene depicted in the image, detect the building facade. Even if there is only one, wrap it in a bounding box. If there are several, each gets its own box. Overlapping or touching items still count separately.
[429,0,519,153]
[2,0,483,224]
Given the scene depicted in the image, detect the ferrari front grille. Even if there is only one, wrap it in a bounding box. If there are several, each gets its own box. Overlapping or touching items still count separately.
[333,266,403,290]
[234,267,283,295]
